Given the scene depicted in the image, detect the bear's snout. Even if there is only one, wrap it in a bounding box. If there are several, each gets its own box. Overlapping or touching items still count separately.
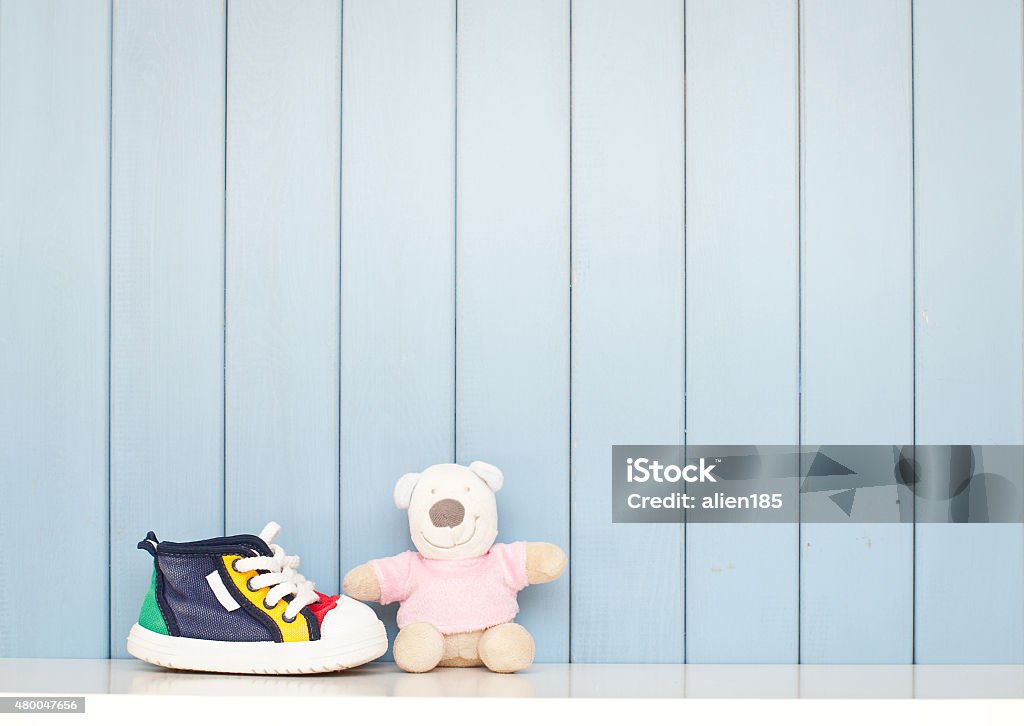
[429,498,465,528]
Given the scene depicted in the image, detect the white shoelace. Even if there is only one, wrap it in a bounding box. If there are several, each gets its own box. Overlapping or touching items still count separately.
[234,522,319,622]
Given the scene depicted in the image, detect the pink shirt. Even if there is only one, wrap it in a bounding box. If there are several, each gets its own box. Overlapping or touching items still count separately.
[370,542,529,634]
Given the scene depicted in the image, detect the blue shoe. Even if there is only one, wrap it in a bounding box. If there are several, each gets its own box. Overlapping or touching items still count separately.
[127,522,387,674]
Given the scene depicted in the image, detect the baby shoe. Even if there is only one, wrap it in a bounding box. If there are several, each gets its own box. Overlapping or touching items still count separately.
[127,522,387,674]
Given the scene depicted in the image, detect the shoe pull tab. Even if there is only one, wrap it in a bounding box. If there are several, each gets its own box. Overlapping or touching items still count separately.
[137,531,160,557]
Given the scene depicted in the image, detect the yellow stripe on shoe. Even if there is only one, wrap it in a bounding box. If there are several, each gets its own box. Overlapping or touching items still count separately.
[222,554,312,642]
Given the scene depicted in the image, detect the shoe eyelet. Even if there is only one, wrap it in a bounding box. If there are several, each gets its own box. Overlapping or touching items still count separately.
[246,578,259,593]
[262,597,275,610]
[282,613,297,624]
[231,559,243,573]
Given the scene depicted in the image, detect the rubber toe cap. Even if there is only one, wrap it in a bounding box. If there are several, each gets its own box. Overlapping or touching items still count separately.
[320,595,383,638]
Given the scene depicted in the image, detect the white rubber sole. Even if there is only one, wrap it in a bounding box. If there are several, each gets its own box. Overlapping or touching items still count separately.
[127,622,388,675]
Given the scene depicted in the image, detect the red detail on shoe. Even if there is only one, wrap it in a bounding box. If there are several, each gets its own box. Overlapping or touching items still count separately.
[308,591,339,625]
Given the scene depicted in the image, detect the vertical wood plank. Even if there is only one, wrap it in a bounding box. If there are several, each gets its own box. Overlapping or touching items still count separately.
[799,0,914,664]
[225,0,341,593]
[914,0,1024,663]
[456,0,571,663]
[685,0,799,664]
[340,0,455,653]
[0,0,110,657]
[109,0,226,657]
[571,0,686,663]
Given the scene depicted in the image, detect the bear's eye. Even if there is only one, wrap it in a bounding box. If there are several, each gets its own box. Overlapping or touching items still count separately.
[431,488,436,495]
[464,486,470,493]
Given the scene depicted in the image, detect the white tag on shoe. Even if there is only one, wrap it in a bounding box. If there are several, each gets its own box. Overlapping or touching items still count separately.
[206,571,241,612]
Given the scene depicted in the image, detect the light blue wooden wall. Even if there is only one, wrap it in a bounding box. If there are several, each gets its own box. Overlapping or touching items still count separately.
[684,0,800,664]
[109,0,226,660]
[913,0,1023,663]
[1,0,1022,664]
[225,0,342,628]
[1,0,110,658]
[571,0,686,663]
[800,0,914,664]
[339,0,456,661]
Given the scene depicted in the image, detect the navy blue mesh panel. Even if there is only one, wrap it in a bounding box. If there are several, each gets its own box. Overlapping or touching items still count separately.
[158,554,274,642]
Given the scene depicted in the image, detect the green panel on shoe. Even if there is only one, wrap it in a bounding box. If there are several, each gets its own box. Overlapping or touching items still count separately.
[138,567,169,635]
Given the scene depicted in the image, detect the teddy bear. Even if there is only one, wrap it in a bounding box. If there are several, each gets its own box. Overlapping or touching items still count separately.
[342,461,567,673]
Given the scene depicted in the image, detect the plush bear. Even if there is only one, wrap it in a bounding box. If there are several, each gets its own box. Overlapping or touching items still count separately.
[342,461,567,673]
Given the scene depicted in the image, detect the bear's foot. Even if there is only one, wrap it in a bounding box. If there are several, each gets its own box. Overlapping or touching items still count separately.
[394,622,444,673]
[478,623,534,673]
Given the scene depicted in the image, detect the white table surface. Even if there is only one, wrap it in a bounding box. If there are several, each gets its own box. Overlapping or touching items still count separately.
[1,660,1022,699]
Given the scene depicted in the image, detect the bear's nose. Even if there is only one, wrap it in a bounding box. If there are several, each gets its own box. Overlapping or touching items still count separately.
[429,498,465,528]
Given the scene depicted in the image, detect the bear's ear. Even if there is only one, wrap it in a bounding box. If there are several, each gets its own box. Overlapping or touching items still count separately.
[393,472,421,510]
[469,461,504,492]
